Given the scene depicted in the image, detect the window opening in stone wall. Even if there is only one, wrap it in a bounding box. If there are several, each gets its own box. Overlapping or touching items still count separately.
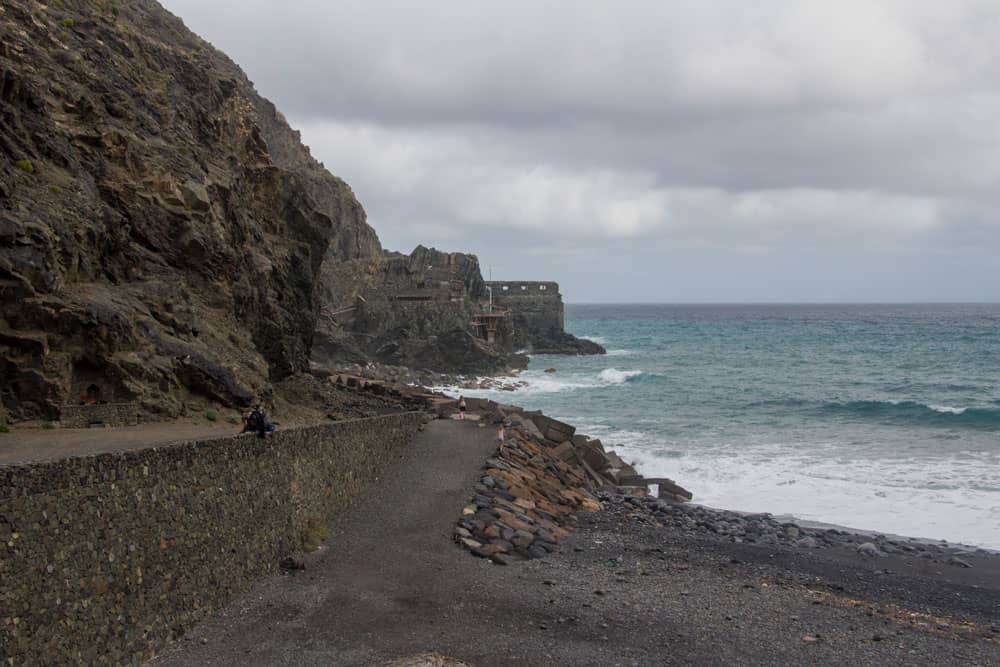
[84,384,102,405]
[521,285,527,290]
[539,285,547,290]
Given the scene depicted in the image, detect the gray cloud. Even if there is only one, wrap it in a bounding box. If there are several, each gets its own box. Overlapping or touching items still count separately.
[162,0,1000,301]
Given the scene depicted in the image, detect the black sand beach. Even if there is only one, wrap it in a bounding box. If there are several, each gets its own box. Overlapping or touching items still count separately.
[155,419,1000,666]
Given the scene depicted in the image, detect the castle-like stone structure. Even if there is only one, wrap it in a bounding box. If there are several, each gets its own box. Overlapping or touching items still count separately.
[486,281,604,355]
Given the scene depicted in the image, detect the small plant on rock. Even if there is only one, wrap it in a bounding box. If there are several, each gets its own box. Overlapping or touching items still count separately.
[299,519,329,553]
[14,160,34,173]
[0,424,9,434]
[225,414,241,425]
[205,409,218,422]
[61,18,74,28]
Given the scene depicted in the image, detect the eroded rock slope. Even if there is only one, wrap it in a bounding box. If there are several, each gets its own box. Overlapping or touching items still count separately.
[0,0,379,419]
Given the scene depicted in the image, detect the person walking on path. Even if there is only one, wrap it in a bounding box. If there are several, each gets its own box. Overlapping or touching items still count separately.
[458,396,467,420]
[496,423,506,453]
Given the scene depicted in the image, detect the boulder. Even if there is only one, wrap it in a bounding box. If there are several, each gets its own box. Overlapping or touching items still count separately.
[605,450,625,469]
[531,413,576,443]
[857,542,882,557]
[578,441,610,472]
[551,441,576,462]
[646,478,693,502]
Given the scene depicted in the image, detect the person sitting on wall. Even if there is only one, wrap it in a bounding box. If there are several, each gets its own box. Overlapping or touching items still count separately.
[243,404,276,438]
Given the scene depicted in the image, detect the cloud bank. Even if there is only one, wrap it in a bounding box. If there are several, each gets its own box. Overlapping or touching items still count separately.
[162,0,1000,301]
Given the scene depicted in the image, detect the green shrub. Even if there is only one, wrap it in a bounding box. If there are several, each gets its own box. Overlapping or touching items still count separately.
[48,185,61,194]
[14,159,34,173]
[0,424,9,434]
[62,18,74,28]
[205,409,218,422]
[299,520,329,553]
[42,421,56,430]
[225,414,241,425]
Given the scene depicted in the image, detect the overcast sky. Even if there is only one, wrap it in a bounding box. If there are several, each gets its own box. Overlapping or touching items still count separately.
[161,0,1000,302]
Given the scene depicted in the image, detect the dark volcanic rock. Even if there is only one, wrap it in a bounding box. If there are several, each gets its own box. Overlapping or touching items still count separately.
[313,245,527,375]
[486,281,604,355]
[0,0,379,419]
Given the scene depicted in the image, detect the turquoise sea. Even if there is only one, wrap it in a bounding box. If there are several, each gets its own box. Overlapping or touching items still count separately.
[446,304,1000,549]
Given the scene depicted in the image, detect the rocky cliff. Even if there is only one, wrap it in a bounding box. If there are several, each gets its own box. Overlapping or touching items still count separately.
[314,246,523,375]
[0,0,379,420]
[0,1,600,423]
[487,281,605,355]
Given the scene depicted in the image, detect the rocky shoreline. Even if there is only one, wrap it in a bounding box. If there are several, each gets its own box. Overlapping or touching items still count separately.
[443,396,1000,651]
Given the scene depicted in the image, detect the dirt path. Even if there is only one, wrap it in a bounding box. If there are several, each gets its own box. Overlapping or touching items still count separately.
[0,421,242,465]
[154,419,1000,666]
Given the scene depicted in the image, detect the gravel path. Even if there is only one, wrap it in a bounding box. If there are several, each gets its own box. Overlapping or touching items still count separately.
[154,420,1000,666]
[0,422,241,464]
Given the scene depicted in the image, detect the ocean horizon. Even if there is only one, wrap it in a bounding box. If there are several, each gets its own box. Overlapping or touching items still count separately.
[443,302,1000,550]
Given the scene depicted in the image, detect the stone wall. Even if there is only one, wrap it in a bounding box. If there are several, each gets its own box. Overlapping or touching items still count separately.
[58,403,140,429]
[0,412,424,664]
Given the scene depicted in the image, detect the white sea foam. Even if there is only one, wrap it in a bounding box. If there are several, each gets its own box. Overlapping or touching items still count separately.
[597,368,643,384]
[605,349,633,357]
[435,367,643,397]
[597,431,1000,549]
[888,398,969,414]
[929,404,968,414]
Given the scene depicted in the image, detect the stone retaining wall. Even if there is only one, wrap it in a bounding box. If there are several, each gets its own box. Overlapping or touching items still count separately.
[0,412,424,664]
[58,403,140,429]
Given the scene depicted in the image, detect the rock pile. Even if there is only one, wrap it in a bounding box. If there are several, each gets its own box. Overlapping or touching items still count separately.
[454,406,693,562]
[455,421,602,564]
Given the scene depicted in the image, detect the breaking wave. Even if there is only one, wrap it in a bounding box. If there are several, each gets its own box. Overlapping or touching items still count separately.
[819,400,1000,429]
[597,368,643,384]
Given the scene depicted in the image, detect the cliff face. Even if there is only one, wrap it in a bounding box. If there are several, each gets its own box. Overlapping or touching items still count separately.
[0,0,380,419]
[487,281,605,355]
[314,246,522,375]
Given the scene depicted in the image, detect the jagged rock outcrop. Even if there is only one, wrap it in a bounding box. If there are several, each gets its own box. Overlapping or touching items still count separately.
[486,281,606,355]
[314,246,524,375]
[0,0,379,419]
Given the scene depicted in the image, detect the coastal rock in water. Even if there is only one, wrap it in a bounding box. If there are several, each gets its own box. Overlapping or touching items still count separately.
[485,281,605,355]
